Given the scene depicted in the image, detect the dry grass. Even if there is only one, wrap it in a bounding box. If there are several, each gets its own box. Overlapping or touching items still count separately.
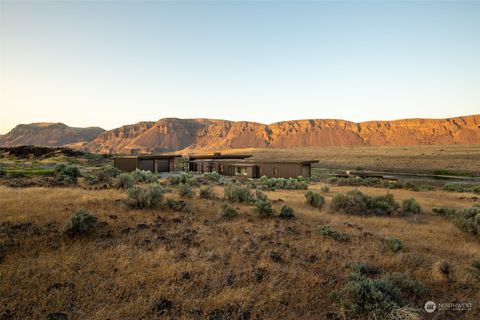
[1,183,479,319]
[223,145,480,174]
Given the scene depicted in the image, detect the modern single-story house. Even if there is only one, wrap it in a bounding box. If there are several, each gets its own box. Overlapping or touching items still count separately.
[189,159,319,178]
[113,153,251,173]
[113,153,319,178]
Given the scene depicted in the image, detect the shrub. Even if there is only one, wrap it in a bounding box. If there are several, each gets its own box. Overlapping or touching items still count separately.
[331,189,399,216]
[131,169,158,183]
[259,175,308,190]
[224,183,253,203]
[304,191,325,209]
[331,264,425,318]
[254,199,275,218]
[317,225,349,242]
[433,206,480,235]
[116,172,134,189]
[443,183,465,192]
[472,186,480,194]
[168,172,192,186]
[320,185,330,193]
[384,236,404,252]
[84,166,120,186]
[127,183,164,209]
[64,209,97,236]
[402,198,421,214]
[467,259,480,280]
[255,189,268,201]
[0,167,5,178]
[219,203,238,219]
[199,185,214,199]
[54,163,81,184]
[167,199,186,211]
[204,171,221,182]
[279,205,295,219]
[178,184,195,198]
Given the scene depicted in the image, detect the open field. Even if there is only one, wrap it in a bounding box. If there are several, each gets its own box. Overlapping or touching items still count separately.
[1,180,479,319]
[224,145,480,175]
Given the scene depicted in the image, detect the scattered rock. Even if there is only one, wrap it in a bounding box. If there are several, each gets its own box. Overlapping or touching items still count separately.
[136,223,149,230]
[270,252,283,263]
[0,310,13,320]
[154,298,173,314]
[253,268,268,282]
[181,271,191,280]
[46,312,68,320]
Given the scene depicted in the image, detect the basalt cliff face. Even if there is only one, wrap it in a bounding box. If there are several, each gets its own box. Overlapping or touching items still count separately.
[83,115,480,154]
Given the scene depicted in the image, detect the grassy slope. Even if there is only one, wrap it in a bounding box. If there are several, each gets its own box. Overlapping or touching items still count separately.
[0,183,479,319]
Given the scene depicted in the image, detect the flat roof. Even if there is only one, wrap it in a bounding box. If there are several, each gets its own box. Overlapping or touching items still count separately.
[114,154,182,160]
[187,154,252,160]
[190,159,319,165]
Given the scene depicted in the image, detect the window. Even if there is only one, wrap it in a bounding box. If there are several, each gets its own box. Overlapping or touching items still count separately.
[273,167,280,176]
[235,166,248,176]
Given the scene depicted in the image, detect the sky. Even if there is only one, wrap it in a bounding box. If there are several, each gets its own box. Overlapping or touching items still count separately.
[0,1,479,134]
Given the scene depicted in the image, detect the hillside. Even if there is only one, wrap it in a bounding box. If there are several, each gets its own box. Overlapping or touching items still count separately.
[84,115,480,154]
[0,123,105,147]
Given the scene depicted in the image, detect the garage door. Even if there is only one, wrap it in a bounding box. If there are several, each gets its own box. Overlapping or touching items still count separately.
[138,160,154,171]
[156,159,170,172]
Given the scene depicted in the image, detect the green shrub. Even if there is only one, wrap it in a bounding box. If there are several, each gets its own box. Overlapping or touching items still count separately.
[384,236,404,252]
[255,189,268,201]
[402,198,421,214]
[168,172,193,186]
[178,184,195,198]
[219,203,238,219]
[224,183,253,203]
[433,206,480,235]
[64,209,97,236]
[54,163,81,184]
[317,225,349,242]
[443,183,465,192]
[320,185,330,193]
[467,259,480,280]
[304,191,325,209]
[127,183,164,208]
[254,199,275,218]
[204,171,221,182]
[472,186,480,194]
[259,175,308,190]
[116,172,134,189]
[131,169,158,183]
[199,185,214,199]
[167,199,186,211]
[279,205,295,219]
[0,167,5,178]
[331,264,425,318]
[331,189,399,216]
[84,166,120,186]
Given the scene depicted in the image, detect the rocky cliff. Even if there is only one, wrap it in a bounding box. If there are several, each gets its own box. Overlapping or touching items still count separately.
[84,115,480,154]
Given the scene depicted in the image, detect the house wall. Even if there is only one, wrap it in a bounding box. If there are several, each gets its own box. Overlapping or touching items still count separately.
[113,157,138,172]
[190,160,312,178]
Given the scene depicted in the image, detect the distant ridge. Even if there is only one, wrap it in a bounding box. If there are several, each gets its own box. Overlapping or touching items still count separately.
[0,123,105,147]
[83,114,480,154]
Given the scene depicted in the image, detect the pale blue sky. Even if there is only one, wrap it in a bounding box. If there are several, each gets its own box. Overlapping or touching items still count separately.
[1,1,479,134]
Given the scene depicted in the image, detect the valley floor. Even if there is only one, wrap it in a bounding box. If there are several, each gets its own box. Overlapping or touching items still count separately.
[0,182,479,319]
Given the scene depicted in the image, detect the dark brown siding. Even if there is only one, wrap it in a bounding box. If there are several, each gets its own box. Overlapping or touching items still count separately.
[114,157,138,172]
[257,162,304,178]
[138,159,154,171]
